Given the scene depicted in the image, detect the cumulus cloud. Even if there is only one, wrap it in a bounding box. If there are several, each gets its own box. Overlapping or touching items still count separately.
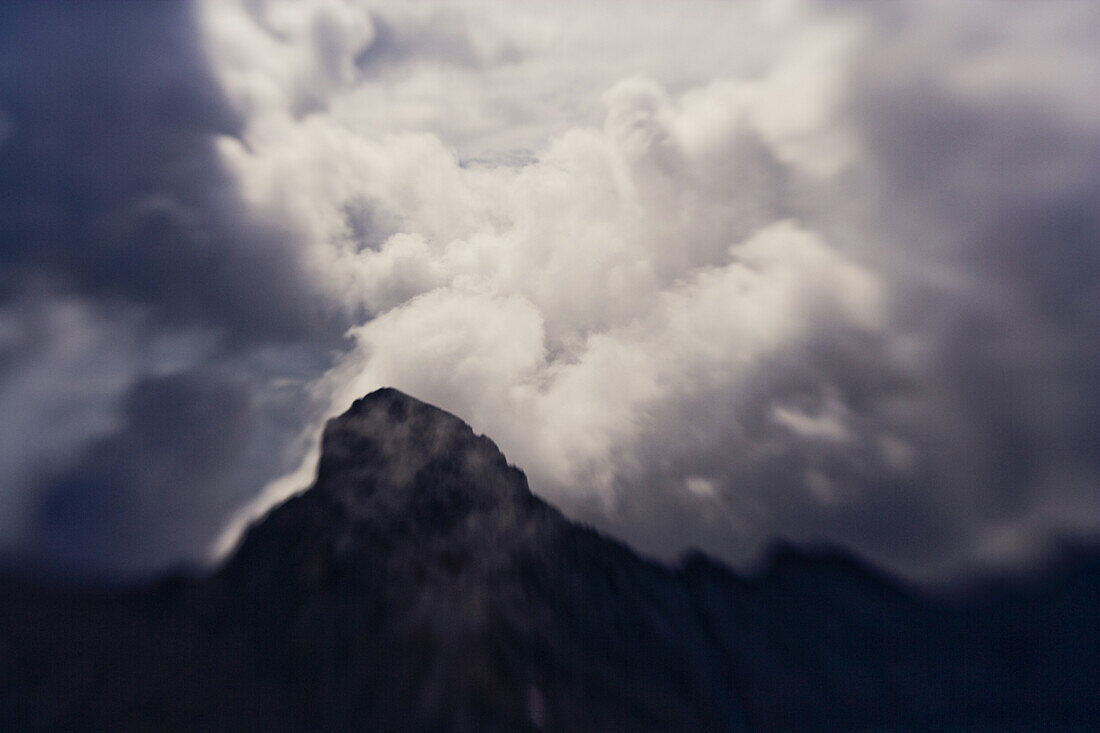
[3,0,1099,579]
[215,0,1100,579]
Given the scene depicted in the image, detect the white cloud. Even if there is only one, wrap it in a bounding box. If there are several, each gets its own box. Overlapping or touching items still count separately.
[199,0,1100,578]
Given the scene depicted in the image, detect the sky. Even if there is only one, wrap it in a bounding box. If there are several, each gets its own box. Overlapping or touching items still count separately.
[1,0,1098,580]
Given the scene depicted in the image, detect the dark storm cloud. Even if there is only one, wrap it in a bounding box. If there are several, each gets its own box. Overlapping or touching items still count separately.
[0,0,327,341]
[34,370,252,575]
[0,1,343,575]
[846,24,1100,566]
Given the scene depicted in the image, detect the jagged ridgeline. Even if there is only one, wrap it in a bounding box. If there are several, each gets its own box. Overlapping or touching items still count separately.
[1,389,1098,731]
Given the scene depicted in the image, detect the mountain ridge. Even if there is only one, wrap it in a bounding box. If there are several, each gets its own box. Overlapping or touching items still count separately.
[1,388,1097,731]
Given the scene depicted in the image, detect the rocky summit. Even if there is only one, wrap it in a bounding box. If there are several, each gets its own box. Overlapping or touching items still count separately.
[1,389,1098,731]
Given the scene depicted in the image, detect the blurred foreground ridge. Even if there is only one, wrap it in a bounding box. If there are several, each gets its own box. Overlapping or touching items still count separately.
[2,388,1098,731]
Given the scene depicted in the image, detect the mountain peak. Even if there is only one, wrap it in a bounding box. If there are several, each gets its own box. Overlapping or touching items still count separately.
[313,387,533,522]
[3,390,1098,731]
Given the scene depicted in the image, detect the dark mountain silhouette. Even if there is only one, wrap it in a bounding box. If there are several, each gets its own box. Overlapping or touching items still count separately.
[1,388,1097,731]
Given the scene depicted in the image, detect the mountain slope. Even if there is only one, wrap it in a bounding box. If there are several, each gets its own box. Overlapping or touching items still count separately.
[1,388,1097,731]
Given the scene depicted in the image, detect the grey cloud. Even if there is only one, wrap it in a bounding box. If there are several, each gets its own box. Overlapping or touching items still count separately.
[33,370,253,575]
[583,4,1100,577]
[0,1,331,342]
[849,10,1100,567]
[355,10,523,76]
[0,1,344,575]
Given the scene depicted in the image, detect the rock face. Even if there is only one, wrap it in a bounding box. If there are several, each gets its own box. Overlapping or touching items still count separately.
[215,389,739,731]
[1,388,1098,731]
